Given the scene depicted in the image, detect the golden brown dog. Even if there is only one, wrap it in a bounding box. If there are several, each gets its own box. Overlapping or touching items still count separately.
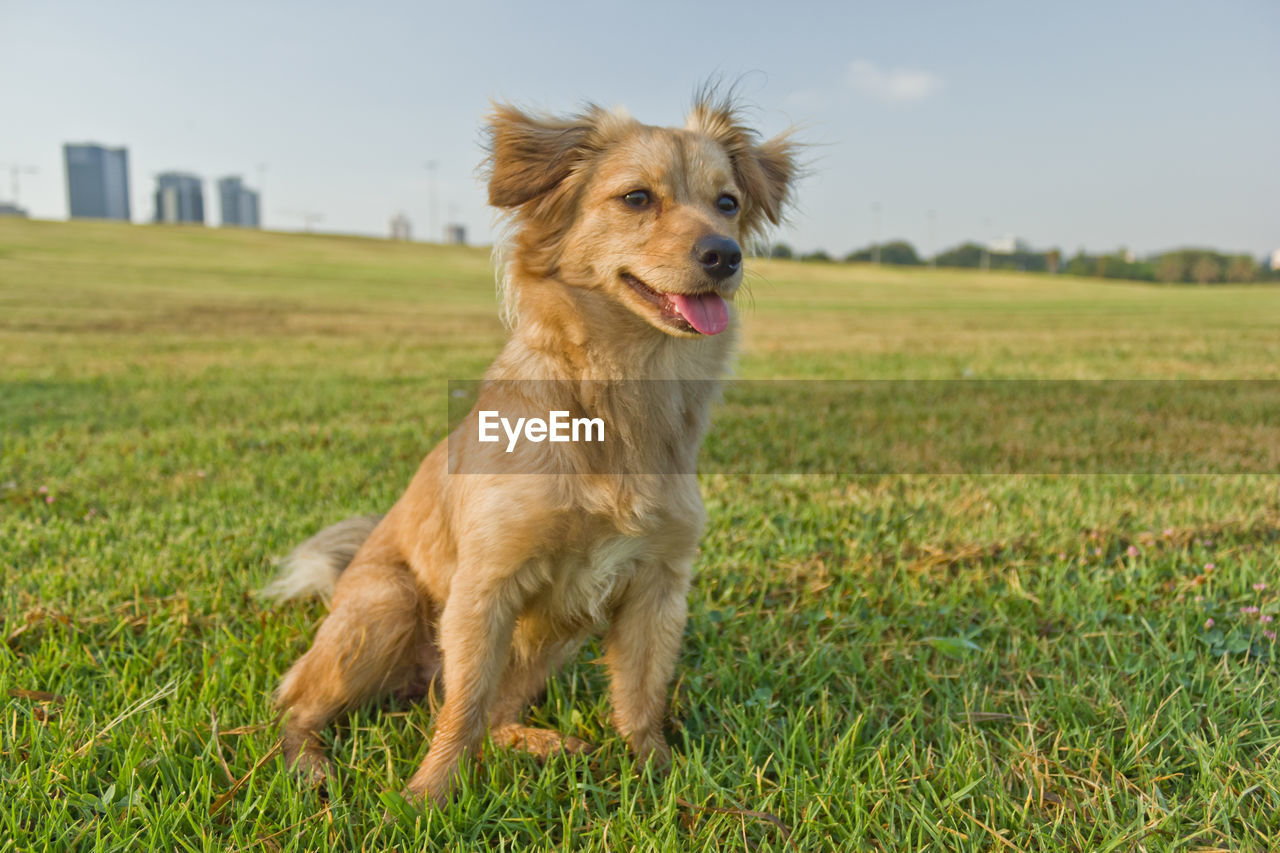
[267,93,796,807]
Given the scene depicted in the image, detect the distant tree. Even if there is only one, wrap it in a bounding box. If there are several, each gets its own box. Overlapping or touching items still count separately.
[1155,254,1185,283]
[1191,255,1221,284]
[878,240,922,265]
[844,240,920,265]
[934,242,985,269]
[1226,255,1257,283]
[800,249,833,262]
[1090,251,1153,281]
[1063,250,1096,277]
[1045,248,1061,274]
[769,242,794,260]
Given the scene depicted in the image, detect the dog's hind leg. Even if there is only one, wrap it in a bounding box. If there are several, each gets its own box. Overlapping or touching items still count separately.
[276,558,425,784]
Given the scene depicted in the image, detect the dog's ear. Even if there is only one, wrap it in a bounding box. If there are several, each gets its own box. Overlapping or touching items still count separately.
[686,97,798,229]
[486,104,600,208]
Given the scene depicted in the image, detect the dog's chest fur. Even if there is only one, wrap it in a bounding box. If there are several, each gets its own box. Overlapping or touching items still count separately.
[536,533,650,627]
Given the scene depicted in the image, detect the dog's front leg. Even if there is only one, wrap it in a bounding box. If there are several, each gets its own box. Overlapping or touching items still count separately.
[404,576,518,807]
[604,561,691,766]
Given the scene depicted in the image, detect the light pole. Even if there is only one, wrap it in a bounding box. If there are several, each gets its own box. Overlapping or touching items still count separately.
[256,163,267,227]
[424,160,438,243]
[926,209,937,268]
[6,164,38,205]
[282,210,323,232]
[871,202,882,265]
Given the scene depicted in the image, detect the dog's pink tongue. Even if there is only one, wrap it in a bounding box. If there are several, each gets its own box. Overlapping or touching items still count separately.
[670,292,729,335]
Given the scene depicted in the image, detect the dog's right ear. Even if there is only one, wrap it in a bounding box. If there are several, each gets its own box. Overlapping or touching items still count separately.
[486,104,599,208]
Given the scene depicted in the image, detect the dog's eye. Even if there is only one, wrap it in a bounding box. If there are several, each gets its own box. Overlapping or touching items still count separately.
[622,190,653,209]
[716,194,740,215]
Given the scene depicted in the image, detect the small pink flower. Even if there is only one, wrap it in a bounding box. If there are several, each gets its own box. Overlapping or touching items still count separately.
[1266,630,1277,641]
[1204,563,1216,571]
[1194,595,1204,603]
[1253,582,1267,592]
[1093,548,1102,557]
[1204,618,1215,629]
[1126,545,1139,557]
[1057,552,1067,560]
[38,485,48,494]
[1241,606,1260,615]
[1262,614,1274,624]
[45,495,54,504]
[1163,528,1174,537]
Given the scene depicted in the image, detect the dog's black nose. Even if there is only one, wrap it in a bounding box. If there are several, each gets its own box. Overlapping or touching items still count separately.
[693,236,742,280]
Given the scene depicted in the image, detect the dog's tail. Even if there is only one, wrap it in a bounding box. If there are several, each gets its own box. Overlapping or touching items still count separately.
[261,514,384,601]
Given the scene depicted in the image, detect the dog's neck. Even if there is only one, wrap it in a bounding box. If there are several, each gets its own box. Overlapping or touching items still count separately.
[488,272,737,383]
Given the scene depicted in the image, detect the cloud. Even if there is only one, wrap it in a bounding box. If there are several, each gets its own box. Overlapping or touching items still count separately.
[846,59,944,103]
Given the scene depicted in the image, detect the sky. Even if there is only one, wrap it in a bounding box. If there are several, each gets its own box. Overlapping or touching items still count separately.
[2,0,1277,258]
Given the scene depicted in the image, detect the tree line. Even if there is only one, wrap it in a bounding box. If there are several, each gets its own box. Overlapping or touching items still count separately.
[761,240,1279,284]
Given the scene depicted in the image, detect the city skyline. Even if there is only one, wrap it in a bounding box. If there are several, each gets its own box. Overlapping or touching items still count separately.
[63,143,131,221]
[217,175,261,228]
[3,1,1277,257]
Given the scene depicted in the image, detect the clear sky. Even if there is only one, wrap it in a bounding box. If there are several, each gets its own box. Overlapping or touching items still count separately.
[3,0,1277,258]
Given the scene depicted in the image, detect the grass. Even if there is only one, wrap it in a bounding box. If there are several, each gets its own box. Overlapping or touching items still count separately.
[2,218,1279,851]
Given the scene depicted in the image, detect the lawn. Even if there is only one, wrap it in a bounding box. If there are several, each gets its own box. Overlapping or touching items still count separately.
[2,218,1278,851]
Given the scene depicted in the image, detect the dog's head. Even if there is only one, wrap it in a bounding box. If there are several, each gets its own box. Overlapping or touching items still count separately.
[486,93,797,338]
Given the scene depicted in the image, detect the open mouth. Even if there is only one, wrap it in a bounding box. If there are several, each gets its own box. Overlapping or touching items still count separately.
[620,272,730,336]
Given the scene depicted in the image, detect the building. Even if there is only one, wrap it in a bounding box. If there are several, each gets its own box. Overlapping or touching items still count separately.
[1270,249,1280,272]
[988,234,1030,254]
[64,143,131,220]
[390,212,412,241]
[444,223,466,245]
[154,173,205,224]
[216,176,260,228]
[0,202,28,218]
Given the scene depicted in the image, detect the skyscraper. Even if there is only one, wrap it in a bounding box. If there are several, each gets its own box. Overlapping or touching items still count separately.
[154,173,205,224]
[64,143,131,221]
[389,212,412,241]
[217,176,260,228]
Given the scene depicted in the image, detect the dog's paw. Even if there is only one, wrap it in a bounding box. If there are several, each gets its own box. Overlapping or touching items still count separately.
[285,745,333,789]
[630,734,671,770]
[490,724,596,760]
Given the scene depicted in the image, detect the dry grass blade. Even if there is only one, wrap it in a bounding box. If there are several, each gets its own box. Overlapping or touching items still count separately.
[70,680,178,760]
[210,741,283,817]
[675,797,796,850]
[957,805,1025,852]
[8,689,66,704]
[209,712,236,786]
[229,806,330,852]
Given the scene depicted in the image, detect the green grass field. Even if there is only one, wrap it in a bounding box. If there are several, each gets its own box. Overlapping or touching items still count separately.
[3,218,1279,851]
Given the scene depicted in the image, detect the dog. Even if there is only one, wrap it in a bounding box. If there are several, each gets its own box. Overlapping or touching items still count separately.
[266,92,796,807]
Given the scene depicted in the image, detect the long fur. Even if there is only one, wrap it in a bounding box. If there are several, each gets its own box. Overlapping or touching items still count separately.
[269,91,797,808]
[263,514,383,601]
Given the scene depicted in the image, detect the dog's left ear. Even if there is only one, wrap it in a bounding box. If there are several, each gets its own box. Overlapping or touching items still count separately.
[486,103,601,209]
[686,98,798,229]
